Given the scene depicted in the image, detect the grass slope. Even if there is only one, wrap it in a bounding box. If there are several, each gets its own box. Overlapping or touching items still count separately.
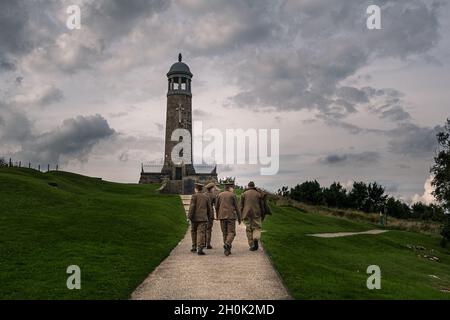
[263,205,450,299]
[0,168,187,299]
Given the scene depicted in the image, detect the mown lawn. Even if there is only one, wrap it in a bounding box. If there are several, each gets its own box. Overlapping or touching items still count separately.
[263,205,450,299]
[0,168,187,299]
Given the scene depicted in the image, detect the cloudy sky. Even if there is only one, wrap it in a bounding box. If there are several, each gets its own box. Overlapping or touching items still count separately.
[1,0,449,202]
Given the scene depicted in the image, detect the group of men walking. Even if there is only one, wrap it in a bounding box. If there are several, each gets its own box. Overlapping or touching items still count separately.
[188,181,270,256]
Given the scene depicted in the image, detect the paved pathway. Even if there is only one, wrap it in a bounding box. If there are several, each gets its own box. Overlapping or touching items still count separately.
[131,195,291,300]
[307,229,389,238]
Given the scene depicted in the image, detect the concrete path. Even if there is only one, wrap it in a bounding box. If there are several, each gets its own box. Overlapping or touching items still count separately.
[131,196,291,300]
[307,229,389,238]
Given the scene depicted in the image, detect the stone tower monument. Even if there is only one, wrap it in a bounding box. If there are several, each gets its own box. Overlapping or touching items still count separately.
[161,53,196,178]
[139,54,218,194]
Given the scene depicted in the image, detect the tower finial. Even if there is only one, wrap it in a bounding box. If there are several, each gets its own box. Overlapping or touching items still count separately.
[178,53,182,62]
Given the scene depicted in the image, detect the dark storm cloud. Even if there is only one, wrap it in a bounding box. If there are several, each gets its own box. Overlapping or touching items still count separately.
[0,0,31,72]
[181,0,283,55]
[363,87,411,122]
[227,0,441,119]
[336,87,369,104]
[319,117,384,135]
[0,0,64,72]
[0,102,116,163]
[89,0,170,39]
[380,106,411,122]
[325,118,442,158]
[18,114,115,164]
[387,123,443,157]
[319,151,381,166]
[0,102,33,143]
[0,60,17,72]
[0,0,171,74]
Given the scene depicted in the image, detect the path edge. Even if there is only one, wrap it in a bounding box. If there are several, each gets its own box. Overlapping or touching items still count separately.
[260,240,294,300]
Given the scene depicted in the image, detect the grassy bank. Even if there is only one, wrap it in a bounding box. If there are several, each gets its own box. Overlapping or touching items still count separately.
[0,168,187,299]
[263,204,450,299]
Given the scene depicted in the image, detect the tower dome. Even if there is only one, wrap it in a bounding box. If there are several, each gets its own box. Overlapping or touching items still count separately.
[167,53,192,96]
[167,53,193,77]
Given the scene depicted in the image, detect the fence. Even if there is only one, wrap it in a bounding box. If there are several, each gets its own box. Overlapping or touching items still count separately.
[0,158,60,172]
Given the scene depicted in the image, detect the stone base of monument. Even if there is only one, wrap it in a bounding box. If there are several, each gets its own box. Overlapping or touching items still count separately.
[160,174,218,195]
[139,172,217,195]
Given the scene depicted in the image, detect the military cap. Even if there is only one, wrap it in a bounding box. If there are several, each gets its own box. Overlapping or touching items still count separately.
[194,182,204,190]
[205,182,216,190]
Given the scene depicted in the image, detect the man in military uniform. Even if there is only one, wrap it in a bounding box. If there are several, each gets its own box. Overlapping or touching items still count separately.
[204,182,217,249]
[215,182,241,256]
[240,181,263,251]
[188,183,212,255]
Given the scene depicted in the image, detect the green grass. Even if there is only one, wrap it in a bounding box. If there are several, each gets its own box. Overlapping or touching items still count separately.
[263,204,450,299]
[0,168,187,299]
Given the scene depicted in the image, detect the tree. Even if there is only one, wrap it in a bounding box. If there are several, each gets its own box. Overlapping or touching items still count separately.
[431,119,450,246]
[365,182,387,213]
[323,182,347,208]
[277,186,290,197]
[386,196,410,219]
[411,202,430,220]
[348,181,368,211]
[431,119,450,208]
[290,180,323,205]
[441,212,450,247]
[0,157,7,168]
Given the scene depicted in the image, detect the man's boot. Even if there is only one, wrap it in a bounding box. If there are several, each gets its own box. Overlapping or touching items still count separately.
[223,244,231,256]
[197,247,206,255]
[190,245,197,253]
[253,240,259,251]
[249,240,256,251]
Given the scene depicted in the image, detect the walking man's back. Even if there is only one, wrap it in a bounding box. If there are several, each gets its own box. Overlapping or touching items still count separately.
[240,181,263,251]
[216,182,241,256]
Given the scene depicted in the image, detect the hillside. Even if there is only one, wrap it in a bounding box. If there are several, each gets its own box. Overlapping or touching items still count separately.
[2,167,449,300]
[0,168,187,299]
[263,204,450,299]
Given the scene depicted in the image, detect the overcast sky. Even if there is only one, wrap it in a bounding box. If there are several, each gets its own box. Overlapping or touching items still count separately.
[1,0,449,203]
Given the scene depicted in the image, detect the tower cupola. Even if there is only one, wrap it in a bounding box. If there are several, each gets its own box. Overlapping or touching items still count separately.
[167,53,192,96]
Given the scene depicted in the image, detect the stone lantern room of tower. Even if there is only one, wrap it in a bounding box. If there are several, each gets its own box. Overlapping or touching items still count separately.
[167,53,193,96]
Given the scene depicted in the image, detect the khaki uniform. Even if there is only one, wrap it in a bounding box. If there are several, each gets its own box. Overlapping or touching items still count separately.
[188,192,211,249]
[240,187,263,246]
[215,190,241,246]
[205,189,217,247]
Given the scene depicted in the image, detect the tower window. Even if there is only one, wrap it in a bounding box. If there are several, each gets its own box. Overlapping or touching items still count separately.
[173,82,179,90]
[181,83,186,90]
